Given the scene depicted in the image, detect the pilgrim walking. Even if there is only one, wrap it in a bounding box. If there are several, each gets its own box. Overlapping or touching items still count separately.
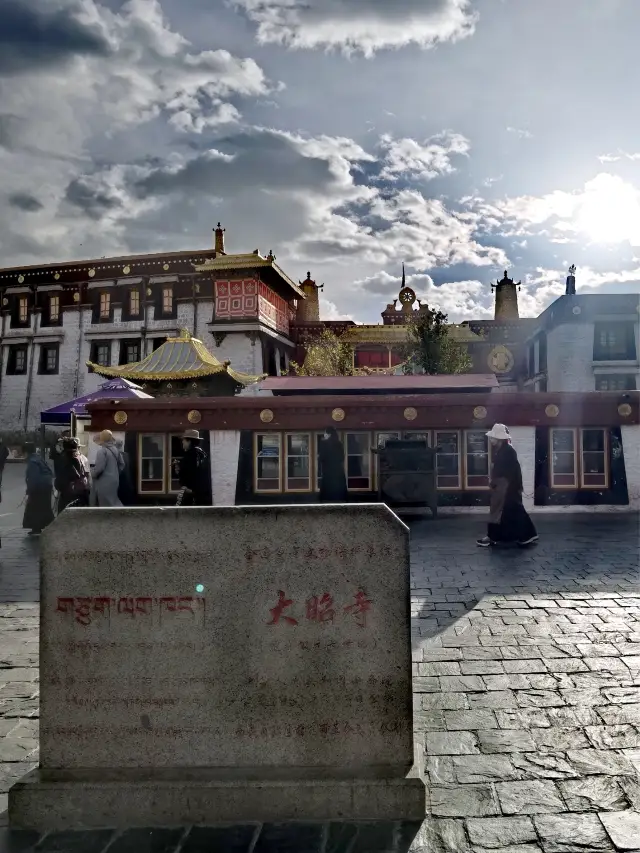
[318,426,348,503]
[55,437,91,512]
[23,443,54,535]
[477,423,538,548]
[175,429,210,505]
[93,430,125,507]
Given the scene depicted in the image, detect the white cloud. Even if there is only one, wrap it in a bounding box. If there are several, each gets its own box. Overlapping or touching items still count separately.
[379,131,470,181]
[471,173,640,247]
[506,126,532,139]
[598,150,640,163]
[233,0,477,56]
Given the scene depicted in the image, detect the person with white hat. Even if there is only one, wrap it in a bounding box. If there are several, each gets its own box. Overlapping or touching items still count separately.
[477,423,538,548]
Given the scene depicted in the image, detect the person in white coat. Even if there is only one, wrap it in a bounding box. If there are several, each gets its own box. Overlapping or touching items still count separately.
[93,430,125,507]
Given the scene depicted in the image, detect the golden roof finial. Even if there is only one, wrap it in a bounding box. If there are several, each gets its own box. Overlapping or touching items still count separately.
[178,328,191,339]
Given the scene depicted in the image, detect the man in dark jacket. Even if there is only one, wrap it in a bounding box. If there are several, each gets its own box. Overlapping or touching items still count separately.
[176,429,210,505]
[0,438,9,487]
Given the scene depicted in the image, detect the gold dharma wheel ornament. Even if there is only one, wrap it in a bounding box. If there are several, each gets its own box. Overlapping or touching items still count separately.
[618,403,632,417]
[73,292,80,302]
[17,275,24,283]
[545,404,559,418]
[163,263,170,271]
[113,411,128,425]
[123,265,131,274]
[331,408,345,423]
[473,406,487,420]
[260,409,274,424]
[54,273,60,280]
[487,345,514,374]
[187,410,202,424]
[404,406,417,421]
[88,268,96,278]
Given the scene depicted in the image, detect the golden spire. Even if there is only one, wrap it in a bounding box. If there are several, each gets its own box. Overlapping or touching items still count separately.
[214,222,226,254]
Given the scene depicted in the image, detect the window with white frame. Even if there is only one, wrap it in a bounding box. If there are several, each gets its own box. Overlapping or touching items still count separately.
[375,432,400,448]
[255,433,281,492]
[434,430,460,489]
[550,428,609,490]
[139,434,165,493]
[465,430,491,489]
[595,374,636,391]
[286,433,311,491]
[345,432,371,490]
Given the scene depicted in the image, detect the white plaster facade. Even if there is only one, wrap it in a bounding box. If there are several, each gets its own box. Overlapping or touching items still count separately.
[209,430,241,505]
[621,424,640,512]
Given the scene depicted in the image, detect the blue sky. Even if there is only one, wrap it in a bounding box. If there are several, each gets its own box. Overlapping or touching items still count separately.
[2,0,640,323]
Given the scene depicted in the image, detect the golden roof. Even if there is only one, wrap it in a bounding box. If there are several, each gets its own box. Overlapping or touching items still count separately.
[193,252,305,298]
[86,329,264,385]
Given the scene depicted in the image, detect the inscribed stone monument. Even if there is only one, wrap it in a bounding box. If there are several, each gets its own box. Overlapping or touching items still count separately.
[9,504,424,829]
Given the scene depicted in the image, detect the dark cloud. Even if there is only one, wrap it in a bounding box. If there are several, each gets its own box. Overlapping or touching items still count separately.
[65,176,120,219]
[8,191,43,211]
[0,0,111,76]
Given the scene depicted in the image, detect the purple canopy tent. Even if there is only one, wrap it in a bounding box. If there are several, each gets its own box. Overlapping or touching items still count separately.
[40,378,153,426]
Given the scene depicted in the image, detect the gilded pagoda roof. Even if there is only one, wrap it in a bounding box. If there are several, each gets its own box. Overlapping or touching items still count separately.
[193,251,305,299]
[86,329,264,385]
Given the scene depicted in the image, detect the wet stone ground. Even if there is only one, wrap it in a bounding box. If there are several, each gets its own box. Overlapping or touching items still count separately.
[0,465,639,851]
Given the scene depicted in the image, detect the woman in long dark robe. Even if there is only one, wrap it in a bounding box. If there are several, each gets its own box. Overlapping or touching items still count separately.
[318,427,348,502]
[477,424,538,547]
[22,443,54,535]
[176,430,210,505]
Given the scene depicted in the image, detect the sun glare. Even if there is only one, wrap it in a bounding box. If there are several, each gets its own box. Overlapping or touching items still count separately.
[575,174,640,244]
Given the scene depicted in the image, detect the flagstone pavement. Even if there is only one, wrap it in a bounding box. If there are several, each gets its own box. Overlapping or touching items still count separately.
[0,464,639,851]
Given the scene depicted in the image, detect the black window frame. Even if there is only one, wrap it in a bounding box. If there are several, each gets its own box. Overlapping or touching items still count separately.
[119,338,141,365]
[40,292,63,328]
[90,340,112,367]
[38,343,60,375]
[593,322,637,361]
[122,288,142,322]
[6,344,28,375]
[10,295,31,329]
[92,290,114,324]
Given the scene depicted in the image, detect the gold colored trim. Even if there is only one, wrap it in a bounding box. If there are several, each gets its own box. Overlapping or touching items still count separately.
[137,432,167,496]
[579,428,610,491]
[194,253,305,298]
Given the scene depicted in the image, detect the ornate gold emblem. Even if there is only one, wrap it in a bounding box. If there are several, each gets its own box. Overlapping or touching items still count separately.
[17,275,24,284]
[113,411,128,425]
[473,406,487,420]
[146,287,152,296]
[331,408,345,422]
[88,268,95,278]
[73,292,80,302]
[487,345,514,374]
[404,406,418,421]
[618,403,632,417]
[163,263,169,271]
[187,410,202,424]
[398,286,416,305]
[123,265,131,274]
[545,404,559,418]
[260,409,274,424]
[54,273,60,280]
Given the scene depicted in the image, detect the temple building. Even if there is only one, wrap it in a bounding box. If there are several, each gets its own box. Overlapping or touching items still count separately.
[0,217,638,434]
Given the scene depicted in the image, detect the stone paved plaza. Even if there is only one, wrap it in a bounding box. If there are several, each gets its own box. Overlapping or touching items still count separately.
[0,462,639,851]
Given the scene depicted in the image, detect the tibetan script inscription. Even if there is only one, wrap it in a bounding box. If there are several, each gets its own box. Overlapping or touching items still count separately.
[55,596,206,627]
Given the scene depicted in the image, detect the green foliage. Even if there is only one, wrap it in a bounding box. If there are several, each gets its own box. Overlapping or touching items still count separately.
[291,329,354,377]
[402,309,472,375]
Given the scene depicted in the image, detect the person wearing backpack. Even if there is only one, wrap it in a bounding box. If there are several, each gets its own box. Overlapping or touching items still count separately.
[55,437,91,512]
[93,429,126,507]
[175,429,209,505]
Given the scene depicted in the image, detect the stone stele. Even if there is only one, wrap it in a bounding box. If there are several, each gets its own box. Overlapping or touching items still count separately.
[9,504,425,829]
